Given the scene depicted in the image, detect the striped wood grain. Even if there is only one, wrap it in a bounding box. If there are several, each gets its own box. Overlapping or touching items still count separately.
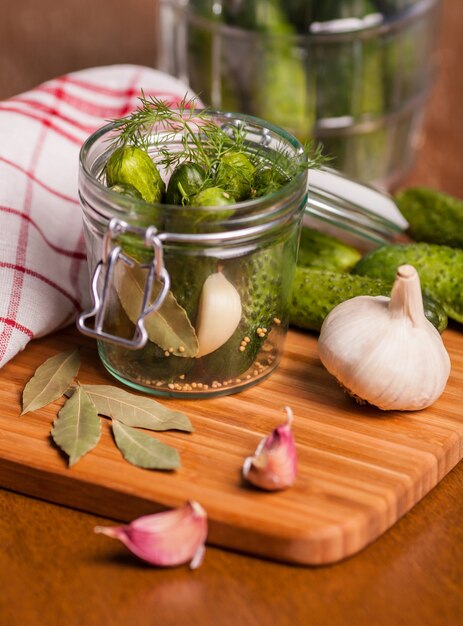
[0,325,462,565]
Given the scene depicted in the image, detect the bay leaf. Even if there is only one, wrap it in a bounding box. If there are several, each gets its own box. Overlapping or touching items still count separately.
[81,384,193,432]
[51,386,101,467]
[112,420,180,470]
[22,349,80,415]
[115,263,199,357]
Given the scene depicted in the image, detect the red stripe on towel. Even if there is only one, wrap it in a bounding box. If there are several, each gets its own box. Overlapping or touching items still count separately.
[0,106,85,145]
[0,124,49,360]
[0,263,81,310]
[36,84,137,119]
[0,318,34,338]
[3,97,96,133]
[0,206,87,260]
[0,156,79,204]
[37,82,189,117]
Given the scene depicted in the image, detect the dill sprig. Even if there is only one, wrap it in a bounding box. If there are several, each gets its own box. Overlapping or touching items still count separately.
[110,93,197,149]
[107,92,330,196]
[306,140,329,170]
[250,139,330,197]
[109,93,249,175]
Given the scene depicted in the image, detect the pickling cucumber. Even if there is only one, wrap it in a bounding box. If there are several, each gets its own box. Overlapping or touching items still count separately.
[289,266,448,333]
[353,243,463,323]
[106,146,165,204]
[395,187,463,248]
[353,243,463,322]
[297,226,361,272]
[197,240,293,381]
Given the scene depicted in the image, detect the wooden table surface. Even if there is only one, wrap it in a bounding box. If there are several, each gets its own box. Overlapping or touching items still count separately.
[1,1,463,625]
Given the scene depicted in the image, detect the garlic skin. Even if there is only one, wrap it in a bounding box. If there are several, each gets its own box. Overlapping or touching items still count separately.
[318,264,451,411]
[243,406,297,491]
[195,271,242,357]
[94,501,207,569]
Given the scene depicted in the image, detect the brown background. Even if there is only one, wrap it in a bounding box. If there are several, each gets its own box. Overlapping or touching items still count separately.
[1,0,463,197]
[0,1,462,625]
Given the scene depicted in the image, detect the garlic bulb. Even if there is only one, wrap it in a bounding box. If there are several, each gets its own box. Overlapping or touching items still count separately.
[318,265,451,411]
[195,271,242,357]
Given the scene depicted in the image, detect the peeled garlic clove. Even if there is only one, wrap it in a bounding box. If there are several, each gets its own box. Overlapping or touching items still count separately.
[195,271,242,357]
[94,501,207,569]
[318,264,451,411]
[243,406,297,491]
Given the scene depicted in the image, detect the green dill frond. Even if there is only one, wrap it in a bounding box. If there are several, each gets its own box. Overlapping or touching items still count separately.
[304,140,332,170]
[106,92,329,199]
[109,92,206,151]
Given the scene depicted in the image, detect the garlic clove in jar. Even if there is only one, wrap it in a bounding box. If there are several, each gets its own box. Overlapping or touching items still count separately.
[318,265,451,411]
[195,271,242,357]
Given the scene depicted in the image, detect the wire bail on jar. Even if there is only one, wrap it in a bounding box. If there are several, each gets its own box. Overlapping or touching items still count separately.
[77,217,171,349]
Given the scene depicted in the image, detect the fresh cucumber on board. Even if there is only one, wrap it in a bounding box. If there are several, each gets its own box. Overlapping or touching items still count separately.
[395,187,463,248]
[353,243,463,323]
[289,266,448,333]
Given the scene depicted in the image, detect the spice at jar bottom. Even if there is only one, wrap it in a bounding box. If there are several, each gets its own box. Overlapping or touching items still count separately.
[102,331,280,395]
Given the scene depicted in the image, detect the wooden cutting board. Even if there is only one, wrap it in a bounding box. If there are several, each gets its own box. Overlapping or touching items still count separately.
[0,324,462,565]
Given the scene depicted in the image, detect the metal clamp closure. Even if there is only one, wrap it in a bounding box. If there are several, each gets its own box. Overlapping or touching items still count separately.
[77,218,170,349]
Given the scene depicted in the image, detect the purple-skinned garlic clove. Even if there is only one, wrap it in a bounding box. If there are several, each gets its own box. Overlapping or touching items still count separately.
[242,406,297,491]
[94,500,207,569]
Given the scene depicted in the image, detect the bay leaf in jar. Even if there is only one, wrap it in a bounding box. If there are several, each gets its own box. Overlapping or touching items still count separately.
[114,262,199,357]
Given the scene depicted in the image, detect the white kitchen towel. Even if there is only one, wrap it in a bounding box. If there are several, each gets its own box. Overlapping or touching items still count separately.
[0,64,193,368]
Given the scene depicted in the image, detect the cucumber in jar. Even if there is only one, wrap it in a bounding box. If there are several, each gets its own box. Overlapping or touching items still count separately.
[100,97,319,391]
[193,234,298,382]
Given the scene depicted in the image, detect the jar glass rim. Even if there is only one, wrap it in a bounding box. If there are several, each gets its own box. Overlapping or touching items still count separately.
[79,109,308,223]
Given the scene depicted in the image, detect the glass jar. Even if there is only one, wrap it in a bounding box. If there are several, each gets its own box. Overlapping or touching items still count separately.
[158,0,440,188]
[78,111,308,398]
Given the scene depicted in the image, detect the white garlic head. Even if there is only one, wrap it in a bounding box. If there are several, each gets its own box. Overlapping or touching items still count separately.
[318,265,451,411]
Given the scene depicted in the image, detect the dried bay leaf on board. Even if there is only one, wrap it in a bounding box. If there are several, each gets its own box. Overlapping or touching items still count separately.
[82,384,193,432]
[22,349,80,415]
[112,420,180,470]
[115,263,199,357]
[51,386,101,467]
